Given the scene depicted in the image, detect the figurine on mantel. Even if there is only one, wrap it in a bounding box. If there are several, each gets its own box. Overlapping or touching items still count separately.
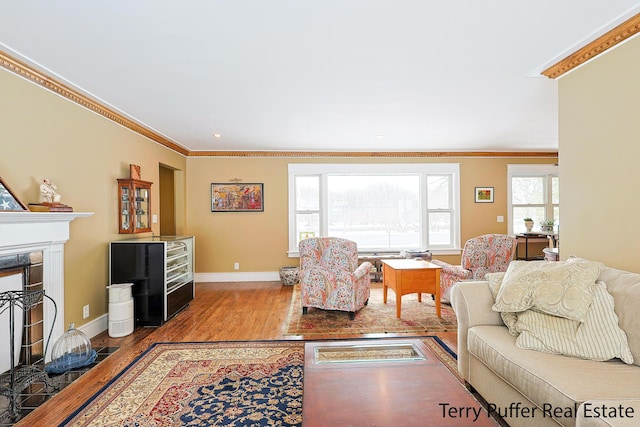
[28,178,73,212]
[39,178,61,203]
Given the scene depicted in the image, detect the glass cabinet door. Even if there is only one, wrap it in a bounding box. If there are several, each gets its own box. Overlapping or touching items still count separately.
[135,186,150,231]
[120,185,131,232]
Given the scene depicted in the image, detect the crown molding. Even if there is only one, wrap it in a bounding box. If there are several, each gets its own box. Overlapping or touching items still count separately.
[0,50,189,156]
[187,150,557,158]
[0,49,560,159]
[542,12,640,79]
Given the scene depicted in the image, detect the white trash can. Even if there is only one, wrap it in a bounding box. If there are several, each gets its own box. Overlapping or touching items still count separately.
[107,283,134,337]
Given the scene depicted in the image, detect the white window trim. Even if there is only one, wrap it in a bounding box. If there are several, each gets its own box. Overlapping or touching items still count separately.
[507,164,559,235]
[287,163,461,257]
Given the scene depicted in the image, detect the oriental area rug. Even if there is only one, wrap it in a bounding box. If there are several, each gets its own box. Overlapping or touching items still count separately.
[59,338,464,427]
[60,341,305,427]
[283,284,457,336]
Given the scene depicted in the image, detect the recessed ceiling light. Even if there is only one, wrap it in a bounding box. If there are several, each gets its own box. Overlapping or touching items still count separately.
[375,134,385,139]
[213,133,223,138]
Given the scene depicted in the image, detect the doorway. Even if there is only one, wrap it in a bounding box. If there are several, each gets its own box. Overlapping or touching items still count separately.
[159,164,176,236]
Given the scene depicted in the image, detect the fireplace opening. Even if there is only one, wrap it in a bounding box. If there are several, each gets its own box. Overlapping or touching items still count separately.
[0,252,47,370]
[0,270,22,375]
[0,251,58,421]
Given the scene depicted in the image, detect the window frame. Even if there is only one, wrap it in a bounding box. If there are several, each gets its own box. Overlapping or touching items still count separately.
[287,163,461,257]
[507,164,559,235]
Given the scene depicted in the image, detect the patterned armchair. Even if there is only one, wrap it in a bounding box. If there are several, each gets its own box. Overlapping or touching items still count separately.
[431,234,516,302]
[298,237,372,320]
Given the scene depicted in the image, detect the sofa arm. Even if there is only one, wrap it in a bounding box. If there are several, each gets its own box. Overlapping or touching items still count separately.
[450,281,504,381]
[450,281,503,327]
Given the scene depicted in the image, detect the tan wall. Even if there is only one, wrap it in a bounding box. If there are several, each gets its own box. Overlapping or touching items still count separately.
[558,35,640,271]
[186,157,292,272]
[0,69,187,327]
[186,156,556,272]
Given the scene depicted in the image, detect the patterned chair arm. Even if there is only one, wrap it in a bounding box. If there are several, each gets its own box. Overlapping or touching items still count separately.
[353,261,372,280]
[430,260,473,280]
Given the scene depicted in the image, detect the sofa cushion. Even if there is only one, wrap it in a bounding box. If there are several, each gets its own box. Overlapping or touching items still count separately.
[468,325,640,427]
[598,266,640,368]
[492,260,601,322]
[515,281,633,364]
[486,272,518,336]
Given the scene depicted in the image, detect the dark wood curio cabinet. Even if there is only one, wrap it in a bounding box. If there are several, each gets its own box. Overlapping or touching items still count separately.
[117,178,152,234]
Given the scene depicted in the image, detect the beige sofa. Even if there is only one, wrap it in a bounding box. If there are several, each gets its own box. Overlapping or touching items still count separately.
[451,264,640,427]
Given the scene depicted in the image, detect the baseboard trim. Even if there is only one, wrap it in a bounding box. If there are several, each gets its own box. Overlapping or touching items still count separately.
[78,313,109,339]
[195,271,281,282]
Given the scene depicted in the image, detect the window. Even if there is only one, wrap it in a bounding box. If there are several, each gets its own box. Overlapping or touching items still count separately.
[508,164,559,234]
[288,163,460,255]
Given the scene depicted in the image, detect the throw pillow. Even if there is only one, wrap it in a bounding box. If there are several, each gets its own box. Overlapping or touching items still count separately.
[492,260,601,322]
[485,272,519,336]
[515,281,634,364]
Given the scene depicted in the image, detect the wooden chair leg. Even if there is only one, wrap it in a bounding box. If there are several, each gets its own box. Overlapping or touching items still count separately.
[302,306,308,315]
[349,311,355,320]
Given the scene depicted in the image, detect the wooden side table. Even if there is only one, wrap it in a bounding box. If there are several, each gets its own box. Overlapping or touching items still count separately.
[515,233,548,260]
[381,259,441,318]
[358,254,404,282]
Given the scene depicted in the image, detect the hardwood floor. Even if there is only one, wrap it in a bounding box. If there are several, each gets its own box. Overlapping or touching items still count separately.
[15,281,457,426]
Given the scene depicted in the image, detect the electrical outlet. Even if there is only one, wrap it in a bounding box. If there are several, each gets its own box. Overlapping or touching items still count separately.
[497,215,504,223]
[234,262,240,270]
[83,304,90,319]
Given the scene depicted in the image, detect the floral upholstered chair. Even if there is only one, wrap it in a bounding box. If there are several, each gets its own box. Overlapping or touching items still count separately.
[298,237,372,320]
[431,234,516,302]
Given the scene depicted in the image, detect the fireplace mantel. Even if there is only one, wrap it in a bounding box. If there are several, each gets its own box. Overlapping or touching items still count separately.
[0,211,93,357]
[0,212,92,251]
[0,211,92,224]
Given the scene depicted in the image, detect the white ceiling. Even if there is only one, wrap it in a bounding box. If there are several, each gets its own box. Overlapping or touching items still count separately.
[1,1,639,153]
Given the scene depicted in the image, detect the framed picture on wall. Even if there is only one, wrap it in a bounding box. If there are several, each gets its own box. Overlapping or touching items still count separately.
[474,187,494,203]
[211,183,264,212]
[0,177,28,211]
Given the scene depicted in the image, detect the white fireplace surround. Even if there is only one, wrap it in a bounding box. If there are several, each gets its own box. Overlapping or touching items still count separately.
[0,212,93,359]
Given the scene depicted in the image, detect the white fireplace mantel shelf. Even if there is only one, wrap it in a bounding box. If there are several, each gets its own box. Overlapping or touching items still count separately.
[0,211,93,223]
[0,211,93,252]
[0,211,93,358]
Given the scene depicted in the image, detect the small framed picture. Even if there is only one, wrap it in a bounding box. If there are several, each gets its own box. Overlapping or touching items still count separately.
[474,187,494,203]
[0,177,28,211]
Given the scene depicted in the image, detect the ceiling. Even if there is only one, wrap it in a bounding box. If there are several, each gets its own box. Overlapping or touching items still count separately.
[1,1,639,154]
